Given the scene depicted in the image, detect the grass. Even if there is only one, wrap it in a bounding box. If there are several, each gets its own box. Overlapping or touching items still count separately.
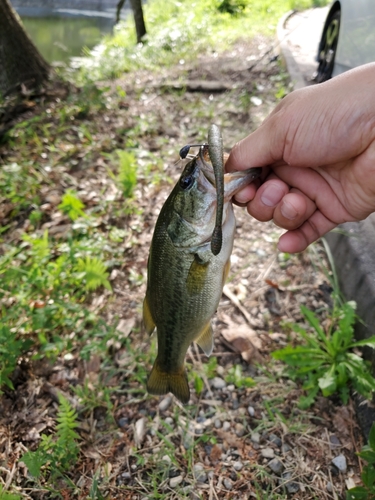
[74,0,329,81]
[0,0,366,498]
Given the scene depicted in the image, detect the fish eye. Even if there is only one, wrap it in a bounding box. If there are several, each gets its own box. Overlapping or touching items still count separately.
[179,173,194,190]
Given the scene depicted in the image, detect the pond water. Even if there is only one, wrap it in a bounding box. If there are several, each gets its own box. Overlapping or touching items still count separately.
[17,8,126,63]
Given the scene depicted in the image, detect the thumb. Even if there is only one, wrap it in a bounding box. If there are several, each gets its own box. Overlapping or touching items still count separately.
[226,115,286,172]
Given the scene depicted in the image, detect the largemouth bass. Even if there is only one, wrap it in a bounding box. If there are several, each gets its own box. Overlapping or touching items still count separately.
[143,126,260,404]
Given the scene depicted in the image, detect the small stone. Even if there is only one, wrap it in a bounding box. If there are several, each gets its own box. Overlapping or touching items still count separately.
[268,458,284,475]
[211,377,226,390]
[227,384,235,391]
[235,423,245,437]
[214,419,221,429]
[161,455,171,463]
[117,417,129,428]
[169,475,183,488]
[326,481,333,493]
[193,463,207,483]
[233,461,243,471]
[222,421,231,431]
[158,395,173,411]
[329,435,341,449]
[251,432,260,444]
[203,418,212,428]
[282,472,300,494]
[121,472,131,479]
[281,443,291,454]
[332,454,347,472]
[250,96,262,106]
[287,482,300,494]
[169,466,180,478]
[269,433,282,448]
[165,417,174,425]
[194,423,204,435]
[247,405,255,417]
[261,448,275,459]
[216,365,225,376]
[134,417,146,447]
[223,478,233,490]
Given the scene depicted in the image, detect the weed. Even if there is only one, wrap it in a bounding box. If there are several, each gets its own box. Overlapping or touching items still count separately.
[58,189,86,221]
[0,226,116,392]
[21,393,79,479]
[75,255,112,291]
[347,423,375,499]
[272,301,375,408]
[0,485,22,500]
[116,150,138,198]
[225,364,256,388]
[0,325,32,392]
[217,0,247,16]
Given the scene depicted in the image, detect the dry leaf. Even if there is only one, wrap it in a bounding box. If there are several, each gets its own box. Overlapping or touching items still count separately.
[332,406,352,436]
[221,321,262,362]
[116,317,136,338]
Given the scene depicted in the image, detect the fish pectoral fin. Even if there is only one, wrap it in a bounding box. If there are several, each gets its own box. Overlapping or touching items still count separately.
[147,359,190,404]
[195,321,214,357]
[142,296,156,335]
[186,256,209,295]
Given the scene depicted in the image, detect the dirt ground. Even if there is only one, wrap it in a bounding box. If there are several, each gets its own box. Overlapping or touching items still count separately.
[0,36,367,499]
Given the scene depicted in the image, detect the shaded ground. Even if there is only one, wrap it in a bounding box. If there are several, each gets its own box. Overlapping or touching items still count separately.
[0,36,366,499]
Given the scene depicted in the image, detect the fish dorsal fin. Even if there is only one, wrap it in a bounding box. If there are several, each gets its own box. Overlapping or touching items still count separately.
[186,256,209,295]
[147,359,190,404]
[195,321,214,356]
[142,296,156,335]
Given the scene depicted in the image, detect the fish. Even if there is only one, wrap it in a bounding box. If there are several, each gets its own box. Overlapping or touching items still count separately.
[143,125,261,404]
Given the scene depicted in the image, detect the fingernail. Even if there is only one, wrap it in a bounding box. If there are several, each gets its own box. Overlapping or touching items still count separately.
[260,185,284,207]
[280,200,298,220]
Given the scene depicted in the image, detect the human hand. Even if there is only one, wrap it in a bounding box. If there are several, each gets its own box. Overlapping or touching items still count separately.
[226,63,375,253]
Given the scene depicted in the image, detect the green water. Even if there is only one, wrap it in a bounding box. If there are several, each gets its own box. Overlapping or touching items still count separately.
[21,15,114,63]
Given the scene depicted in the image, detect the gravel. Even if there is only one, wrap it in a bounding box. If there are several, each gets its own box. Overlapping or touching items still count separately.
[268,458,284,474]
[261,447,275,459]
[269,433,282,448]
[193,463,207,483]
[211,377,226,389]
[233,461,243,471]
[251,432,261,444]
[332,454,347,473]
[158,395,173,412]
[169,475,183,488]
[247,405,255,417]
[223,478,233,490]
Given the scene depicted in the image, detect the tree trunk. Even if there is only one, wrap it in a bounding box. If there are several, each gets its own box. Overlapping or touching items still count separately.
[0,0,50,96]
[130,0,146,43]
[116,0,146,43]
[116,0,126,24]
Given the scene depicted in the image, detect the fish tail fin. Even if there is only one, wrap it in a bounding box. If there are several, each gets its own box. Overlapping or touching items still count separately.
[147,359,190,404]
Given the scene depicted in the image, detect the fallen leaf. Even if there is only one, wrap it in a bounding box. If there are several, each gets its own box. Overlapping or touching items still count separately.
[134,417,147,448]
[221,321,262,362]
[116,317,136,338]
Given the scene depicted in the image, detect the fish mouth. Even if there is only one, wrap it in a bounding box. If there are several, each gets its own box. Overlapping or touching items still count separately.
[198,145,261,200]
[223,167,262,200]
[199,145,216,186]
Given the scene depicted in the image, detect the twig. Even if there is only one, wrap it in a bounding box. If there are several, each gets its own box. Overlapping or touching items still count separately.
[223,285,257,327]
[255,254,277,282]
